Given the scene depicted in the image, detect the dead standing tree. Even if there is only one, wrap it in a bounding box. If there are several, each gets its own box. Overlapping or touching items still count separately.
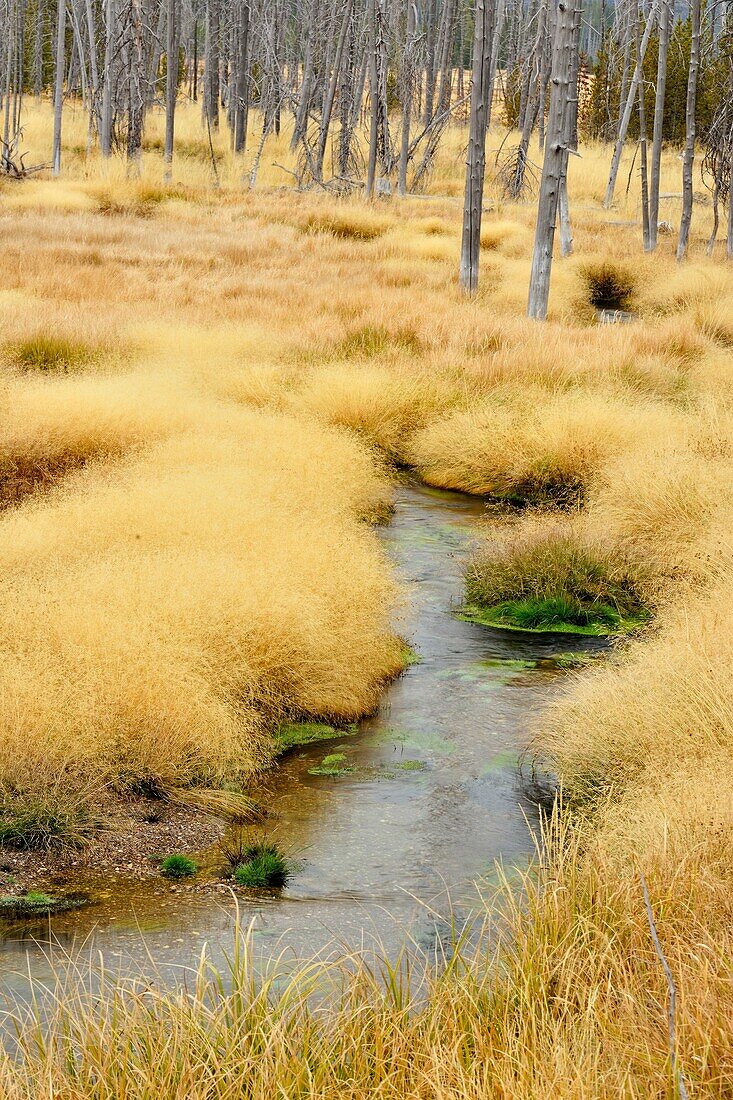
[676,0,701,261]
[527,0,581,319]
[459,0,498,292]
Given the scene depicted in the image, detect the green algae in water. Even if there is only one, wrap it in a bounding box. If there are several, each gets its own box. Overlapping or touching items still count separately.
[308,753,353,777]
[458,602,648,637]
[274,721,357,753]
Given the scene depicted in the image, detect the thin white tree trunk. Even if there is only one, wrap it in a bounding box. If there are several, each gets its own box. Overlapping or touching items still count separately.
[603,0,660,209]
[52,0,66,175]
[527,0,578,319]
[459,0,497,293]
[677,0,701,261]
[648,0,669,249]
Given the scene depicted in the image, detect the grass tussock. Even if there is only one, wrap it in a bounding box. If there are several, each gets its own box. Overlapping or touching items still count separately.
[579,257,636,311]
[409,389,678,504]
[0,409,402,824]
[303,207,391,241]
[4,333,98,373]
[465,517,648,633]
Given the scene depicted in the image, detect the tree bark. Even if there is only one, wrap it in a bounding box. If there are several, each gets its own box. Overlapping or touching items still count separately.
[527,0,578,319]
[459,0,497,293]
[365,0,379,197]
[52,0,66,175]
[164,0,178,176]
[100,0,115,155]
[676,0,701,261]
[648,0,669,249]
[603,0,659,209]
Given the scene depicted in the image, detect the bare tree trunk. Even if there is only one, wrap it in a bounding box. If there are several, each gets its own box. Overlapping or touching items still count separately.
[52,0,66,174]
[424,0,437,124]
[291,0,320,151]
[459,0,497,293]
[164,0,177,176]
[558,0,580,256]
[366,0,378,196]
[127,0,145,166]
[100,0,115,155]
[204,0,220,129]
[398,0,415,195]
[233,0,249,153]
[648,0,669,249]
[34,0,44,98]
[527,0,579,319]
[635,4,650,249]
[677,0,701,261]
[603,0,659,209]
[315,0,352,179]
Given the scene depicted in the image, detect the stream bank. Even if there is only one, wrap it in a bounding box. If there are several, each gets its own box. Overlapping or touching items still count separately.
[0,483,606,992]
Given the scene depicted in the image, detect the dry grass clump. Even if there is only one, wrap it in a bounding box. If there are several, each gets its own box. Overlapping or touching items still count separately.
[0,372,204,507]
[465,515,647,630]
[335,322,425,360]
[291,365,454,461]
[409,389,679,504]
[578,257,636,311]
[585,447,733,597]
[2,333,99,373]
[303,206,391,241]
[0,410,401,812]
[535,573,733,806]
[89,179,192,217]
[480,218,532,256]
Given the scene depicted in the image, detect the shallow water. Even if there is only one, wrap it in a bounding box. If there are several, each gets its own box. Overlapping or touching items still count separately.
[0,483,605,994]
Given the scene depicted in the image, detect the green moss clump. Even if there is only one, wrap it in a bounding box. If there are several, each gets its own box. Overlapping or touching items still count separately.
[308,753,353,777]
[274,721,355,753]
[160,854,198,879]
[0,891,86,918]
[234,843,290,889]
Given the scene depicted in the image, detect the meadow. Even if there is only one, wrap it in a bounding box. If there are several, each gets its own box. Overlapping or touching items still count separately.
[0,98,732,1094]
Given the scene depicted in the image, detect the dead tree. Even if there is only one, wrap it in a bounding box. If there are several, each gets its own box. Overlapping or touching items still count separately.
[604,0,660,209]
[52,0,66,175]
[527,0,580,319]
[677,0,701,261]
[459,0,498,293]
[648,0,669,249]
[164,0,178,175]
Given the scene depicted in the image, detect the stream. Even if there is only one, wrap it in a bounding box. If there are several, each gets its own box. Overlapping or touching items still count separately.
[0,483,605,996]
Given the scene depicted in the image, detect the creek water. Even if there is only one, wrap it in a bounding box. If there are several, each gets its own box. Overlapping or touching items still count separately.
[0,483,605,997]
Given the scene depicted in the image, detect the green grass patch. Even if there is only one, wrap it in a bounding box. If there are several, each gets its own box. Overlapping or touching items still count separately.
[0,891,86,919]
[6,335,96,372]
[160,854,198,879]
[234,843,290,889]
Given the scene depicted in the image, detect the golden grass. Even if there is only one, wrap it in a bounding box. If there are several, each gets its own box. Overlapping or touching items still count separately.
[0,410,400,807]
[0,97,732,1095]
